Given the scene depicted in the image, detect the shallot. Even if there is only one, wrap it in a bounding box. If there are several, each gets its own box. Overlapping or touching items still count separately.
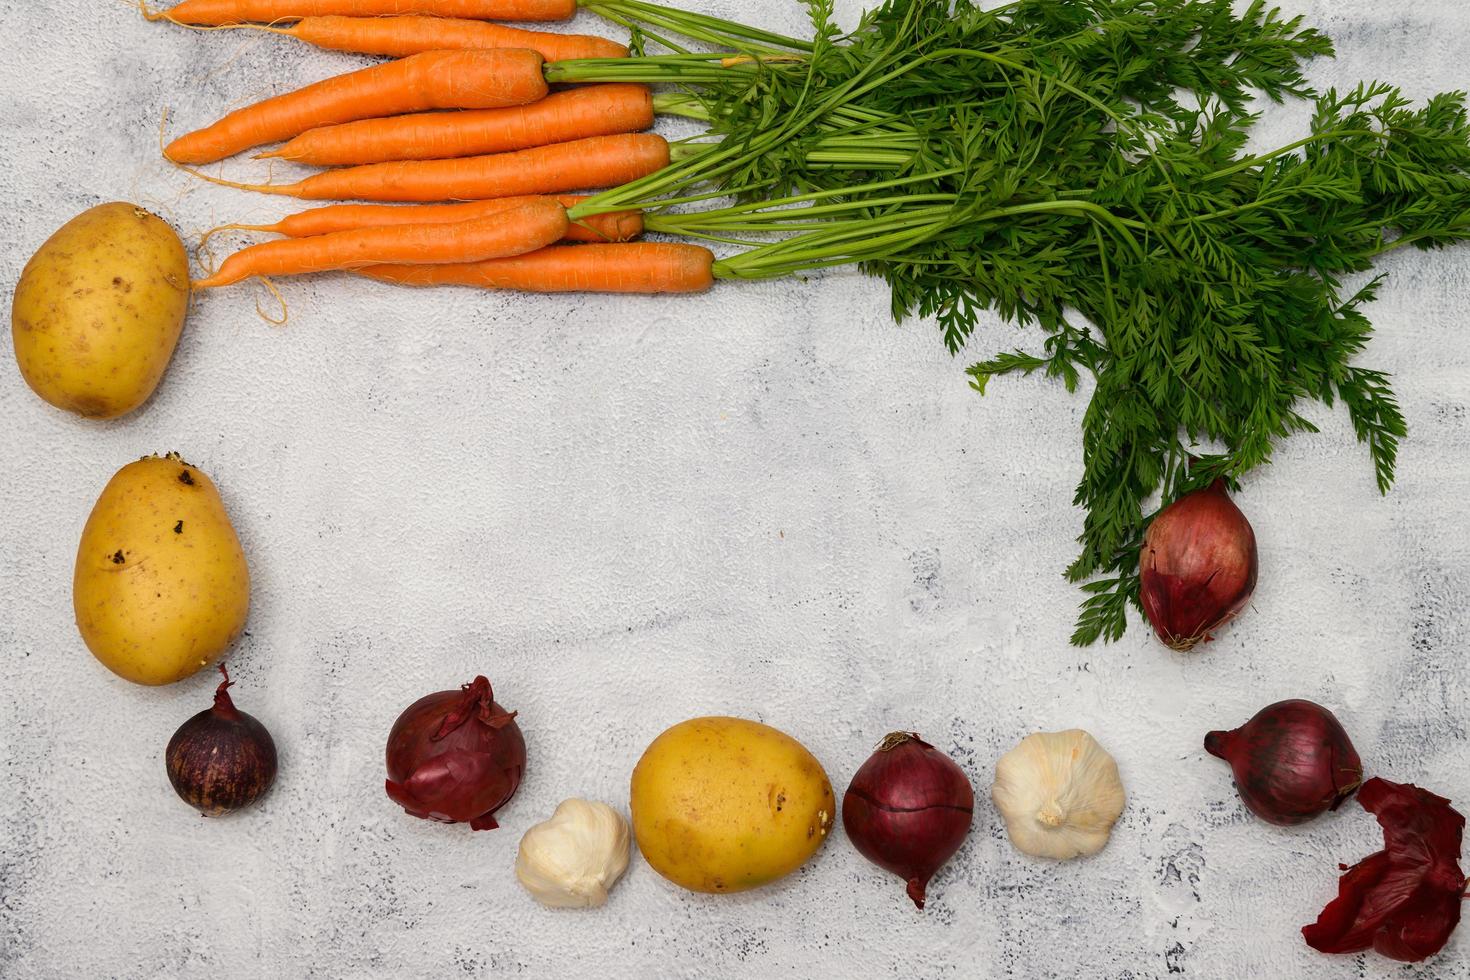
[1139,479,1258,651]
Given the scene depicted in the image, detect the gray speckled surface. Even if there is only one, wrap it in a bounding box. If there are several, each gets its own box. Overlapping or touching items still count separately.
[2,1,1469,977]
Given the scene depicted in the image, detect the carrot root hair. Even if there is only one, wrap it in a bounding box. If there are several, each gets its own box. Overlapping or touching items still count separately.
[254,277,289,326]
[194,270,293,327]
[180,166,295,195]
[200,222,278,249]
[195,227,220,281]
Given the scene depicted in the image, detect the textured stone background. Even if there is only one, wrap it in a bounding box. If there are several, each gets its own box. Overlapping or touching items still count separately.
[2,1,1468,977]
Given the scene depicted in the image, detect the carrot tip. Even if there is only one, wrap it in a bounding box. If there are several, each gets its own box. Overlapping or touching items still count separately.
[136,0,197,27]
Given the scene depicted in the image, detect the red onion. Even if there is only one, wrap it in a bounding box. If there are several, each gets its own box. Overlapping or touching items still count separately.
[1139,479,1258,651]
[842,732,974,909]
[166,665,277,816]
[385,675,525,830]
[1205,699,1363,825]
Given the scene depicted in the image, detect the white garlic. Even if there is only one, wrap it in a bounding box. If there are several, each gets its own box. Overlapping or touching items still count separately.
[515,798,631,908]
[990,729,1125,860]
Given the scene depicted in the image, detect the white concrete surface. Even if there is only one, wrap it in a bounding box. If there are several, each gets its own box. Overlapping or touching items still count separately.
[2,1,1469,977]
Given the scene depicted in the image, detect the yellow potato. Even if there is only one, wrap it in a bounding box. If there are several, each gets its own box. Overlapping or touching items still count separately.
[630,716,834,894]
[11,202,189,419]
[73,454,250,686]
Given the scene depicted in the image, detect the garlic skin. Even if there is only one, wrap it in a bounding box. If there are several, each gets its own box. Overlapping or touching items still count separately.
[990,729,1125,860]
[515,798,631,908]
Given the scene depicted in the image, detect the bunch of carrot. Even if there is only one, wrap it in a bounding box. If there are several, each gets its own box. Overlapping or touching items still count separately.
[148,0,717,294]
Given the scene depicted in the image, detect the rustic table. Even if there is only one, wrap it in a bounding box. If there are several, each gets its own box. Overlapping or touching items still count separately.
[2,1,1467,976]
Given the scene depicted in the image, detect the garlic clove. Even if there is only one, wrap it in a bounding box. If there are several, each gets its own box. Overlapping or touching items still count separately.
[990,729,1125,860]
[515,798,632,908]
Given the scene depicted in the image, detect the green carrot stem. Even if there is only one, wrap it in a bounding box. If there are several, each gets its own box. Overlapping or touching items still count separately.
[585,0,815,52]
[652,92,710,119]
[710,197,1148,278]
[573,169,962,222]
[644,193,960,234]
[1197,128,1388,184]
[545,55,761,85]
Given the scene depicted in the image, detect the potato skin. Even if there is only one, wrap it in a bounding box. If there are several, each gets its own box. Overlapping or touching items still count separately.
[630,716,834,894]
[11,203,189,419]
[73,454,250,686]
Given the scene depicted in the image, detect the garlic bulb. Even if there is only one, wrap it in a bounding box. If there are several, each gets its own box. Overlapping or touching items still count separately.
[990,729,1125,860]
[515,798,631,908]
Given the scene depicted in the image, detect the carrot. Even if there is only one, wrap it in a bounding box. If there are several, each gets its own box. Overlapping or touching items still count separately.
[194,198,569,288]
[165,49,547,165]
[207,195,643,243]
[242,15,627,62]
[262,84,654,166]
[145,0,576,26]
[192,133,671,201]
[359,243,716,293]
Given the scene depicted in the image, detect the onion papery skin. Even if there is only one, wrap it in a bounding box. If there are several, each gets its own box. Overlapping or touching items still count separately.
[1205,699,1363,826]
[842,732,975,909]
[1301,778,1467,961]
[385,675,525,831]
[1139,479,1258,651]
[165,667,277,817]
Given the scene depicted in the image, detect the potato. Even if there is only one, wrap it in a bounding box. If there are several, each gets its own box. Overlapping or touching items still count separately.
[630,716,834,893]
[11,202,190,419]
[73,454,250,686]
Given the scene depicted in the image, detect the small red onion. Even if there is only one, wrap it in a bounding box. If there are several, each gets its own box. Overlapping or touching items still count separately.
[1139,479,1258,651]
[842,732,974,909]
[385,675,525,830]
[1205,699,1363,825]
[166,665,277,816]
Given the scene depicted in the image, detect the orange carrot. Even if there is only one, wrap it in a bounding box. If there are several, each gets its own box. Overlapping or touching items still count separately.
[193,133,671,201]
[194,198,568,287]
[360,243,716,293]
[165,49,547,165]
[145,0,576,26]
[209,195,643,243]
[262,84,653,166]
[244,15,626,61]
